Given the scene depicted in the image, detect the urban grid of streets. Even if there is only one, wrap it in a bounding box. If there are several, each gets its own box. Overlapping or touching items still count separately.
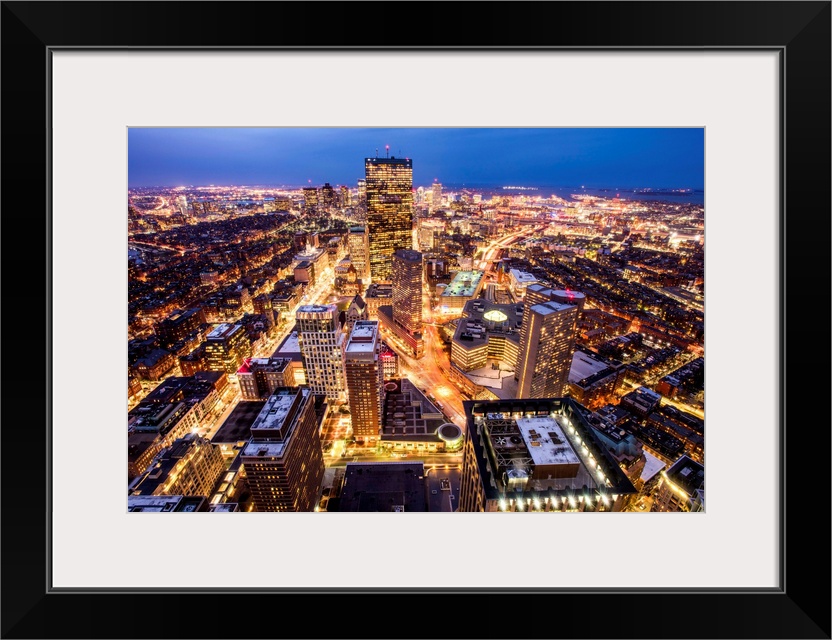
[128,178,704,511]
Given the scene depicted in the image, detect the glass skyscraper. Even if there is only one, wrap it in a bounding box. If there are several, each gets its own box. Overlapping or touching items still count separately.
[365,156,413,283]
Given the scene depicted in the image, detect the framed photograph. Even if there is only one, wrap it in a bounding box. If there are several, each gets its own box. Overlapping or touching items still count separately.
[2,2,829,638]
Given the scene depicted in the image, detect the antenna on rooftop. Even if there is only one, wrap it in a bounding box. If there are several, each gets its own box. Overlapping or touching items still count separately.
[375,148,378,158]
[385,145,389,158]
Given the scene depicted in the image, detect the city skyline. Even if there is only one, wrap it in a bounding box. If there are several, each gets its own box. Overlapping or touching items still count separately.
[128,127,705,190]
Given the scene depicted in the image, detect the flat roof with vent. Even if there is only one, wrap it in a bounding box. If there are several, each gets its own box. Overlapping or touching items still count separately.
[516,416,580,466]
[246,388,307,443]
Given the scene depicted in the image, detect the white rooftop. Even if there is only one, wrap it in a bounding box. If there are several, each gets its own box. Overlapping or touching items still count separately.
[530,301,574,316]
[207,323,232,339]
[569,351,609,383]
[250,390,300,434]
[509,269,538,284]
[640,450,666,483]
[277,331,301,353]
[346,322,378,353]
[516,416,581,466]
[242,440,286,458]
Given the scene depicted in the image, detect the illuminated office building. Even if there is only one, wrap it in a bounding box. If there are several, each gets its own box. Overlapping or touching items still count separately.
[515,301,578,399]
[344,321,384,444]
[302,187,318,213]
[296,304,346,402]
[204,323,250,374]
[365,156,413,283]
[240,387,325,512]
[430,182,442,213]
[348,226,370,282]
[391,249,423,337]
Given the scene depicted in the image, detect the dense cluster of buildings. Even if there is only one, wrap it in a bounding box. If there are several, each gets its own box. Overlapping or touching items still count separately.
[127,150,705,513]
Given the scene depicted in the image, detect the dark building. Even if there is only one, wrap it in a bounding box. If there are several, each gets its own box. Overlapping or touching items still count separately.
[240,388,325,512]
[391,249,423,337]
[156,308,206,349]
[335,462,428,512]
[652,455,704,512]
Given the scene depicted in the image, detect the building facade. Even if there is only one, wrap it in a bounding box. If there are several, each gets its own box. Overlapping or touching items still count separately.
[515,301,578,399]
[204,323,250,374]
[347,226,370,282]
[237,357,294,400]
[365,156,413,283]
[240,388,325,512]
[344,321,384,444]
[296,304,347,402]
[391,249,423,337]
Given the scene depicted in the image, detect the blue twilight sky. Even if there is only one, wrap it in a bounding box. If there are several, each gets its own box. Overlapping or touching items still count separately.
[128,128,704,190]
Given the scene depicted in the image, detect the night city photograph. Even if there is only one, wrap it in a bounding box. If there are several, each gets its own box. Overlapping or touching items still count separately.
[127,127,705,513]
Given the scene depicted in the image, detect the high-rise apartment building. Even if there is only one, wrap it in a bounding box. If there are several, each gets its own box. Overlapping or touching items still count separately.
[240,387,325,512]
[344,321,384,444]
[340,185,351,207]
[391,249,423,337]
[365,156,413,283]
[347,226,370,282]
[296,304,346,402]
[515,301,578,399]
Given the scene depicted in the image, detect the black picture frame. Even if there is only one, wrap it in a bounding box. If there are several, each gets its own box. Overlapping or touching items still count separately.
[2,2,829,638]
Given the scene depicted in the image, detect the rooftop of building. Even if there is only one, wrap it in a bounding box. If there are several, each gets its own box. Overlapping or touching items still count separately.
[297,304,337,315]
[380,378,444,439]
[211,400,267,444]
[393,249,423,262]
[515,416,581,467]
[346,321,378,353]
[336,462,427,512]
[452,300,523,350]
[529,300,575,316]
[206,323,242,341]
[272,329,302,359]
[665,455,705,495]
[464,397,636,501]
[127,495,208,513]
[364,156,413,166]
[509,268,538,284]
[293,247,325,262]
[237,357,291,375]
[140,374,219,405]
[441,270,484,298]
[365,283,392,298]
[249,388,306,439]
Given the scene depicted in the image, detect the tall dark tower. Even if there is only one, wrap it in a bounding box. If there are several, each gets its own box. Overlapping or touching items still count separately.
[365,155,413,283]
[391,249,423,337]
